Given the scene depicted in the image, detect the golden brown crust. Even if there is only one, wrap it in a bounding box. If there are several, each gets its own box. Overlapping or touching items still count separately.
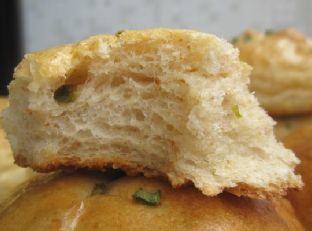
[274,115,312,140]
[268,106,312,117]
[0,172,305,230]
[14,28,230,84]
[227,183,286,200]
[283,125,312,230]
[15,154,163,177]
[15,153,294,200]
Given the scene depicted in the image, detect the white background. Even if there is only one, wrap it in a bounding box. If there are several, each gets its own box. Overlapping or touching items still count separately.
[21,0,312,52]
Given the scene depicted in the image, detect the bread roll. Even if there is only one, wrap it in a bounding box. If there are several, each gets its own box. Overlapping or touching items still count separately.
[233,28,312,116]
[0,98,35,204]
[274,115,312,140]
[0,172,305,231]
[2,29,302,198]
[283,125,312,230]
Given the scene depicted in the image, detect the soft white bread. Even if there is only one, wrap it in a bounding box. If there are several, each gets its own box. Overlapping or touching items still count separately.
[233,28,312,116]
[2,29,302,198]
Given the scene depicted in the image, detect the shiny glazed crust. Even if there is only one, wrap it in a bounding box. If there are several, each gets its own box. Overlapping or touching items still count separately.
[0,173,305,231]
[283,125,312,230]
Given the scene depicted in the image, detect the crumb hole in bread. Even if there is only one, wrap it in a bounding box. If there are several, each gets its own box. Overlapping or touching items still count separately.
[166,124,175,132]
[111,76,125,88]
[132,109,145,121]
[65,61,90,85]
[121,125,140,134]
[129,74,159,85]
[111,143,131,153]
[122,89,132,98]
[151,113,164,124]
[76,129,93,138]
[141,91,155,99]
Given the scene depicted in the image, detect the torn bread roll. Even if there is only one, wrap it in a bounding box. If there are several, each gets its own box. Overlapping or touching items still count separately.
[2,29,302,198]
[233,28,312,116]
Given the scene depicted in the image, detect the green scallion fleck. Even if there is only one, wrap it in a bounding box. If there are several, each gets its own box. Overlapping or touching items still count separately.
[132,188,161,206]
[53,84,77,103]
[232,105,242,118]
[115,30,125,37]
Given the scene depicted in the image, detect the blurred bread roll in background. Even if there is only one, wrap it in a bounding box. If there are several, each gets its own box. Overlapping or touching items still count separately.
[274,115,312,140]
[2,29,302,198]
[0,172,305,231]
[283,125,312,230]
[233,28,312,116]
[0,98,35,204]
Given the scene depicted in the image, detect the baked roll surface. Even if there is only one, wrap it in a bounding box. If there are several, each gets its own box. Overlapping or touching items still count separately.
[0,172,305,231]
[283,125,312,230]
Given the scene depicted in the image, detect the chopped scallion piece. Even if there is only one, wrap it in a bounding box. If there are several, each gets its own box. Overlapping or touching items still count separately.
[132,188,161,206]
[54,84,77,103]
[115,30,125,37]
[232,105,242,118]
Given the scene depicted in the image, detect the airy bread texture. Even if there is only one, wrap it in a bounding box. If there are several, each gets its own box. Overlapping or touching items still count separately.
[0,172,305,231]
[2,29,302,198]
[233,28,312,116]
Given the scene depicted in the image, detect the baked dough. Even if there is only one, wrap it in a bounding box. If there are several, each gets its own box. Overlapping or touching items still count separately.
[274,115,312,140]
[233,28,312,116]
[283,125,312,230]
[0,172,305,231]
[0,98,35,204]
[2,29,302,198]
